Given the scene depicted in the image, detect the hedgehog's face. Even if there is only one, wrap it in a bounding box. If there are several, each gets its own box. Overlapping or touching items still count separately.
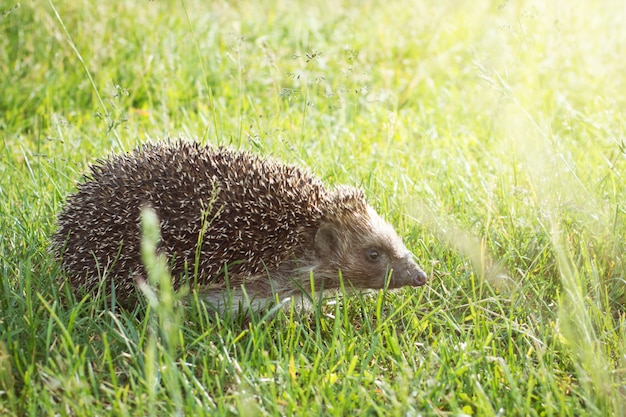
[314,206,427,290]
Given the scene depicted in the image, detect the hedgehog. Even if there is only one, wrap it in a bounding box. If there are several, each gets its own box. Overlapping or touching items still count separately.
[51,140,427,310]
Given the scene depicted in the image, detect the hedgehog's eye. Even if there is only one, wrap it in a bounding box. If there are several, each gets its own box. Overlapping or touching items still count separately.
[366,249,380,263]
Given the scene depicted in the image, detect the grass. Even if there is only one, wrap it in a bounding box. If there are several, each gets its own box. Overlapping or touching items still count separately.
[1,0,625,415]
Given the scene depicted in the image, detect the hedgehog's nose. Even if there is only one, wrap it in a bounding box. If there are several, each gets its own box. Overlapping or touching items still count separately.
[393,256,428,288]
[413,268,428,286]
[404,255,428,287]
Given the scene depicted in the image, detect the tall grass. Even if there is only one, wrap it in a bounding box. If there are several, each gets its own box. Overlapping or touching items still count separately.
[1,0,624,415]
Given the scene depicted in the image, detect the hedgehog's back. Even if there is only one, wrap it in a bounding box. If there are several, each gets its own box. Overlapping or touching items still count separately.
[52,141,331,300]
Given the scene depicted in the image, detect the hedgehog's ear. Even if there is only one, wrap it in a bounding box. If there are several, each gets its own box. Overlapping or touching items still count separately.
[315,223,340,256]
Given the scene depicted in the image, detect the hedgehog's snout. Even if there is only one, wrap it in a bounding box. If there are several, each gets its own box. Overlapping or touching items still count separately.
[391,256,428,288]
[410,266,428,287]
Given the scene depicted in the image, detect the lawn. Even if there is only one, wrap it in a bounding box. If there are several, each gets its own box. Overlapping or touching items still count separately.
[1,0,625,415]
